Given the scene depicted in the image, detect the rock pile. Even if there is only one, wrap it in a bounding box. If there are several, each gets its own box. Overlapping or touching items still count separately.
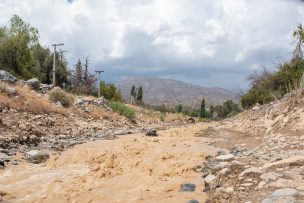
[0,70,17,83]
[75,97,111,111]
[199,101,304,202]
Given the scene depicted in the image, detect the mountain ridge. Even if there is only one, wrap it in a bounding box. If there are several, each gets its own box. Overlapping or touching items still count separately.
[114,77,238,108]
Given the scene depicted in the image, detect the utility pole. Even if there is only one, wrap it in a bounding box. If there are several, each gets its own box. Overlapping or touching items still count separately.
[95,70,104,98]
[52,43,64,86]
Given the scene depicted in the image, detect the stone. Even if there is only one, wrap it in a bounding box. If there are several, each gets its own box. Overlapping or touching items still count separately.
[56,101,63,107]
[241,183,253,187]
[25,150,50,164]
[269,178,296,188]
[262,196,297,203]
[179,183,196,192]
[187,199,199,203]
[204,174,216,184]
[270,188,300,197]
[0,149,9,154]
[205,161,228,170]
[219,168,230,176]
[0,159,4,166]
[75,98,85,106]
[215,154,235,161]
[0,153,10,162]
[257,181,266,189]
[26,78,40,90]
[224,187,234,193]
[145,129,158,137]
[0,70,17,83]
[217,150,226,156]
[252,105,260,111]
[40,84,52,93]
[0,119,4,127]
[201,171,209,178]
[187,117,195,124]
[6,87,17,96]
[283,171,302,180]
[260,172,282,182]
[240,167,262,177]
[297,186,304,191]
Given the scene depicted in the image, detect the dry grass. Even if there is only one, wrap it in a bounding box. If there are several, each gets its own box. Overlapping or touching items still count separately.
[0,85,66,114]
[49,88,74,108]
[72,106,114,120]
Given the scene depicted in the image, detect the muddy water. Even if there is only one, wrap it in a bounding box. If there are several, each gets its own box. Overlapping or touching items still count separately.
[0,125,218,203]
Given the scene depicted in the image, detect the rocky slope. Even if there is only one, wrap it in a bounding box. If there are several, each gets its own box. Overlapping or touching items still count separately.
[0,77,190,164]
[115,77,238,108]
[198,89,304,202]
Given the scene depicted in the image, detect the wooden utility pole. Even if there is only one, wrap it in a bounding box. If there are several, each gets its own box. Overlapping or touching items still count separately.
[52,43,64,86]
[95,70,104,98]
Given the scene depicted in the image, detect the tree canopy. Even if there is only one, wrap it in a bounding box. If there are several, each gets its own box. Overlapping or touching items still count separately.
[0,15,69,86]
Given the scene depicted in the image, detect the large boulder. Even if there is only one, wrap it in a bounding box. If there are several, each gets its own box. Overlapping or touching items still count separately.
[25,150,49,164]
[0,70,17,83]
[26,78,40,90]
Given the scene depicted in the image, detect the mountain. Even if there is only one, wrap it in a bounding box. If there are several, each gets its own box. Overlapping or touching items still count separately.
[114,77,238,108]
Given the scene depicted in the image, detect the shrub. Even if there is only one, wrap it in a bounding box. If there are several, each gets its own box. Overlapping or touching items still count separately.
[49,87,74,108]
[100,82,122,101]
[241,58,304,109]
[109,101,135,120]
[160,112,166,122]
[0,82,8,94]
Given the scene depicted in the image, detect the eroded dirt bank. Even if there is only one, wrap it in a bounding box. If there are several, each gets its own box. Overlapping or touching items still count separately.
[0,125,218,203]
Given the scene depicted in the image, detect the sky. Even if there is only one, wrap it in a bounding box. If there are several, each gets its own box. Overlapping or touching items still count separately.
[0,0,304,90]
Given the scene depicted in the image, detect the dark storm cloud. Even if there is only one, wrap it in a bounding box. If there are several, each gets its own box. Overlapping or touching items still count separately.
[0,0,304,89]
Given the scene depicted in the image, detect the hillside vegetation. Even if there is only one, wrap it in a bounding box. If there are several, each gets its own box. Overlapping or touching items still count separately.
[241,25,304,109]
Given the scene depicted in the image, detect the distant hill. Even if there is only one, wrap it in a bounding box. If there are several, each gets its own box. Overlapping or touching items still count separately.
[114,77,238,108]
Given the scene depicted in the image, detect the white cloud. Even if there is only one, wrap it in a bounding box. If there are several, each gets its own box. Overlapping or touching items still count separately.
[0,0,303,89]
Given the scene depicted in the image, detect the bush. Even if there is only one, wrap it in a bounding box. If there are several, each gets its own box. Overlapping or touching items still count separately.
[49,87,74,108]
[100,81,122,101]
[160,112,166,122]
[0,82,8,94]
[241,58,304,109]
[109,101,136,120]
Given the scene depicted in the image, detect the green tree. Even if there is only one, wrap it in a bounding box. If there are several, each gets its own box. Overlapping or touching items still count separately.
[31,44,53,83]
[71,59,83,94]
[207,105,214,118]
[130,84,136,97]
[130,84,136,104]
[293,24,304,58]
[200,99,206,118]
[100,81,122,101]
[176,104,182,113]
[0,15,40,78]
[136,86,143,101]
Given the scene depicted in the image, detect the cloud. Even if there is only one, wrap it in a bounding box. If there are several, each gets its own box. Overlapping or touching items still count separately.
[0,0,303,89]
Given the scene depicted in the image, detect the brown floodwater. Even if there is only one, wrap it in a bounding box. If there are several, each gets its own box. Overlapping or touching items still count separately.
[0,125,218,203]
